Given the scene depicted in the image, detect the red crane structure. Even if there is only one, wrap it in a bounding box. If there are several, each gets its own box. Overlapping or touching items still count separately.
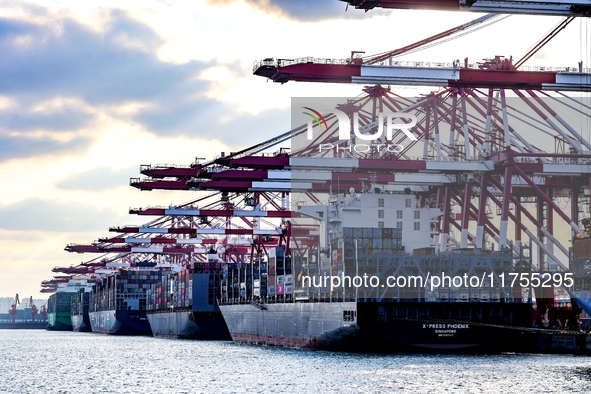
[40,278,71,293]
[9,294,19,323]
[253,12,589,90]
[51,265,97,275]
[62,195,303,267]
[123,85,591,272]
[28,296,38,322]
[341,0,591,16]
[39,304,47,322]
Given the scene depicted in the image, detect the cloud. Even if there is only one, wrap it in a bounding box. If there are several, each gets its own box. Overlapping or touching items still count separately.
[56,165,137,191]
[0,12,208,105]
[0,198,119,232]
[0,105,93,132]
[0,133,90,162]
[133,98,290,147]
[0,5,293,153]
[208,0,388,21]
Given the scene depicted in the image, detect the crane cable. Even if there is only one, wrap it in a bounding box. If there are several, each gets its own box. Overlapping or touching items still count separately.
[363,13,511,64]
[514,16,575,69]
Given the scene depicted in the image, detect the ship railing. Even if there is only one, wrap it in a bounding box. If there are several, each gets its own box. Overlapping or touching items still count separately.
[144,163,193,170]
[129,205,169,210]
[219,295,354,306]
[253,57,351,72]
[165,205,199,210]
[254,57,591,74]
[111,225,144,230]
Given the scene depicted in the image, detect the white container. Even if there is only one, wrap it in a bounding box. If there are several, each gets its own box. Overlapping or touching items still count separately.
[491,292,500,302]
[459,291,469,302]
[425,291,438,302]
[480,292,490,302]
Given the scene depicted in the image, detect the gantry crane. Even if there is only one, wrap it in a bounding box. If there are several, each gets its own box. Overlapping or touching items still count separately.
[341,0,591,16]
[39,304,47,322]
[121,81,591,274]
[253,12,589,90]
[28,296,38,322]
[47,0,591,306]
[9,294,19,323]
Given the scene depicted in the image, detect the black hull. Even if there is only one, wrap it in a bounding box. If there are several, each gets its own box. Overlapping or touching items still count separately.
[89,310,151,335]
[359,317,527,353]
[148,310,230,339]
[356,302,534,353]
[220,300,591,353]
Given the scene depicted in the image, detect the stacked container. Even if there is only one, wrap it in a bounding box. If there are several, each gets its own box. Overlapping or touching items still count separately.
[219,246,292,303]
[147,263,226,313]
[268,248,276,297]
[90,269,163,313]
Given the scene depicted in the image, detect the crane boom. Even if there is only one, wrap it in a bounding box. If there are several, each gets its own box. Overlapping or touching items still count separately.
[255,7,589,90]
[254,57,591,91]
[342,0,591,16]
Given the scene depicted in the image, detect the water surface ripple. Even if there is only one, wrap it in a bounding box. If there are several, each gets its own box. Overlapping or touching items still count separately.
[2,330,591,393]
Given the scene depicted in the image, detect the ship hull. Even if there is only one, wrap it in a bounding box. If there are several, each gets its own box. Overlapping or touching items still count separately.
[46,312,73,331]
[220,301,535,352]
[89,310,151,335]
[71,313,92,332]
[147,310,230,339]
[219,302,363,350]
[357,302,533,352]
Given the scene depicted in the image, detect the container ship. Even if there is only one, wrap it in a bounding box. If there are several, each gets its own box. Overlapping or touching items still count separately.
[47,279,93,331]
[89,265,163,335]
[146,257,230,339]
[219,191,560,352]
[47,291,75,331]
[71,287,92,332]
[567,221,591,318]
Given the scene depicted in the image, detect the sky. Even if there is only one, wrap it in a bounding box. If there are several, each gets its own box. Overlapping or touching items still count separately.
[0,0,589,299]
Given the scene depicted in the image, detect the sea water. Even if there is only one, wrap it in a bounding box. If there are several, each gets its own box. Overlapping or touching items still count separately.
[1,330,590,393]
